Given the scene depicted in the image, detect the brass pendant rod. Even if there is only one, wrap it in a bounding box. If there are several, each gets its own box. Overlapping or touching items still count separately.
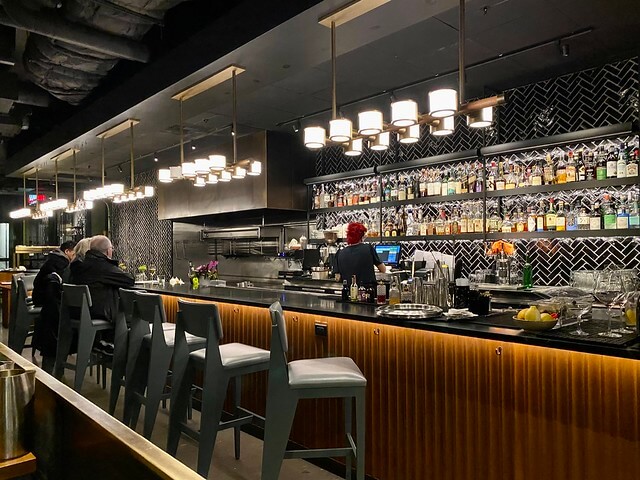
[73,150,77,200]
[179,99,184,165]
[22,174,26,208]
[130,121,135,190]
[331,20,337,120]
[55,159,59,199]
[458,0,466,103]
[101,137,105,187]
[232,69,237,165]
[35,169,39,208]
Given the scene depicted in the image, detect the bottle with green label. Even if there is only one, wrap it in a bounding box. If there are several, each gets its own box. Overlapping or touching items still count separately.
[522,257,533,289]
[602,194,617,230]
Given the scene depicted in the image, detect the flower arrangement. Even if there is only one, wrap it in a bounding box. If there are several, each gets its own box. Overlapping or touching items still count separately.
[194,260,219,280]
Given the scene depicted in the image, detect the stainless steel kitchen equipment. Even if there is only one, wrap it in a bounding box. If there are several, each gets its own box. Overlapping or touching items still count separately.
[0,367,35,460]
[375,304,443,320]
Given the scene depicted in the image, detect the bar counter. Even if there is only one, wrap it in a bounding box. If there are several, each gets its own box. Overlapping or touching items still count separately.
[147,284,640,480]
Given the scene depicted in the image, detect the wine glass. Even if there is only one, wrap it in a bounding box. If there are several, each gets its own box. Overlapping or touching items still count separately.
[148,263,157,281]
[568,295,593,337]
[593,270,623,338]
[612,276,638,334]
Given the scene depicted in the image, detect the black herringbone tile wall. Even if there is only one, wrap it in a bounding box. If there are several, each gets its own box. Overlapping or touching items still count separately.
[111,170,173,278]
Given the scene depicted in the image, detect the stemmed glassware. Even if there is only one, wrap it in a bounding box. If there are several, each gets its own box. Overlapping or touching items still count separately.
[568,295,593,337]
[612,275,638,335]
[148,263,157,281]
[593,270,624,338]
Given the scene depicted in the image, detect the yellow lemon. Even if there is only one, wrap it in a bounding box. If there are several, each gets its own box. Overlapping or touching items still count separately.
[517,309,527,320]
[540,313,553,322]
[524,306,541,322]
[625,309,637,326]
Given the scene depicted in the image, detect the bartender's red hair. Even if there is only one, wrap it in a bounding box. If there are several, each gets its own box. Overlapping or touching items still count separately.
[346,222,367,245]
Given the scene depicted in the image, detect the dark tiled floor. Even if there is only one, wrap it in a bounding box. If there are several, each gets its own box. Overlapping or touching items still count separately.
[0,323,341,480]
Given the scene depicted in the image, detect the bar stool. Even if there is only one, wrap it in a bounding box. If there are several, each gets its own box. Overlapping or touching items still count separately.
[167,299,270,478]
[262,302,366,480]
[8,276,40,355]
[54,284,114,392]
[123,291,204,439]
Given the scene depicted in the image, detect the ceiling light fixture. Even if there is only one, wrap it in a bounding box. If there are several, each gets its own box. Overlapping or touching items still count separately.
[83,132,125,201]
[40,158,68,212]
[66,150,94,213]
[303,0,503,155]
[9,173,32,219]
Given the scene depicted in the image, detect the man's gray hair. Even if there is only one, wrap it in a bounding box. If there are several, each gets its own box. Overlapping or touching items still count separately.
[90,235,112,254]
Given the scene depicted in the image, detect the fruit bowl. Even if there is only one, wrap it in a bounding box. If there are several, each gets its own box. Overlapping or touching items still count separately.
[513,316,558,331]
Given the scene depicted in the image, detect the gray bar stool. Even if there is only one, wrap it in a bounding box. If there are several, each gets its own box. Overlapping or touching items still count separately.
[123,291,203,439]
[54,284,114,392]
[262,302,366,480]
[8,275,39,355]
[167,299,270,478]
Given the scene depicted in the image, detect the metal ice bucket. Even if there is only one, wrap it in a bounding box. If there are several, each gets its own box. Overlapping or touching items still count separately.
[0,368,36,460]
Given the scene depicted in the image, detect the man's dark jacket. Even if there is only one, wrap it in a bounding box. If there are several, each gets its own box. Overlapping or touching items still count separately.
[32,249,70,357]
[69,249,134,322]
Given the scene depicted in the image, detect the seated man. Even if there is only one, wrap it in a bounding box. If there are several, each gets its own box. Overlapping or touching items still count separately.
[70,235,134,324]
[32,241,77,373]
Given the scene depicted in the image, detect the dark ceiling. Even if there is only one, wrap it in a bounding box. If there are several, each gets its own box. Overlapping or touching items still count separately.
[1,0,639,194]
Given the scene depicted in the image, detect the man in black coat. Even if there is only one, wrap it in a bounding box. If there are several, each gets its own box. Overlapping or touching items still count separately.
[32,241,76,373]
[69,235,134,324]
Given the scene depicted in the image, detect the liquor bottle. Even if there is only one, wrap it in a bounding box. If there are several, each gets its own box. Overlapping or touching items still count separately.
[555,154,567,184]
[419,210,428,236]
[427,215,435,235]
[489,209,501,233]
[602,195,616,230]
[543,154,555,185]
[501,214,514,233]
[473,205,484,233]
[390,175,399,201]
[522,257,533,289]
[616,198,629,229]
[584,149,596,180]
[474,163,484,193]
[495,164,506,190]
[530,161,543,186]
[460,166,469,194]
[577,150,586,182]
[407,174,415,200]
[515,208,526,232]
[527,207,537,232]
[566,204,578,231]
[629,193,640,228]
[460,207,469,233]
[577,207,590,230]
[350,275,358,302]
[358,284,367,302]
[468,163,477,192]
[545,199,557,232]
[419,169,428,198]
[432,170,442,197]
[388,278,401,305]
[536,201,546,231]
[589,202,602,230]
[336,187,344,208]
[398,175,407,201]
[505,165,517,189]
[566,151,577,182]
[486,161,497,191]
[341,280,349,301]
[555,201,566,231]
[617,145,627,179]
[435,210,446,235]
[383,178,391,202]
[627,148,639,177]
[447,169,457,196]
[606,147,618,178]
[596,147,607,180]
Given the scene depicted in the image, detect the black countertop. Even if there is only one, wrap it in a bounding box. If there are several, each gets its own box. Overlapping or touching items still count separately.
[145,284,640,361]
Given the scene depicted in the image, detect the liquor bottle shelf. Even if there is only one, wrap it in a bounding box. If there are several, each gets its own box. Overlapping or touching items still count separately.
[485,176,639,198]
[485,228,640,240]
[312,202,381,214]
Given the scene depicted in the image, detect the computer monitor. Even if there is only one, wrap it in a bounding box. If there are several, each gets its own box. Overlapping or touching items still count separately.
[375,244,401,267]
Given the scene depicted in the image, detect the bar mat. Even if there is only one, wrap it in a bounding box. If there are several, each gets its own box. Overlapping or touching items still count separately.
[537,321,639,347]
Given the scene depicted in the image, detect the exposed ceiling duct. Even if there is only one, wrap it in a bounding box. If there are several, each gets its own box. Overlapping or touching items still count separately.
[0,0,186,105]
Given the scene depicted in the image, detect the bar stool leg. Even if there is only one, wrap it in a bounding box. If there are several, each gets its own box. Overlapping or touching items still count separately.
[167,355,194,455]
[74,326,97,392]
[261,394,298,480]
[234,376,242,460]
[143,347,173,439]
[355,390,365,480]
[345,397,352,480]
[54,322,73,379]
[123,346,149,427]
[196,373,230,478]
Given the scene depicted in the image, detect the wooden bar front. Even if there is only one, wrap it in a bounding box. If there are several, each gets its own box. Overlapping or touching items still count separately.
[160,294,640,480]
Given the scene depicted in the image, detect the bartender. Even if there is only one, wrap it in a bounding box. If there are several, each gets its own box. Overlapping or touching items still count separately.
[335,222,386,285]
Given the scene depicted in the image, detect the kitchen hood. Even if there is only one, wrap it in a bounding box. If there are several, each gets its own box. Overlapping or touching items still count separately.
[157,130,315,220]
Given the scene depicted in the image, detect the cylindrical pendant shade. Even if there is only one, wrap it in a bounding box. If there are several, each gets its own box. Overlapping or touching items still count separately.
[158,169,172,183]
[194,176,206,187]
[247,160,262,176]
[391,100,418,127]
[181,162,196,178]
[430,116,455,136]
[344,138,363,156]
[428,89,458,118]
[135,189,145,199]
[9,208,31,219]
[358,110,383,135]
[206,173,218,184]
[209,154,226,171]
[304,127,326,149]
[219,170,232,182]
[195,158,211,174]
[170,166,183,179]
[85,200,94,209]
[113,196,123,204]
[144,186,154,197]
[127,192,136,201]
[467,107,493,128]
[110,183,125,196]
[371,132,390,151]
[232,166,246,179]
[329,118,352,143]
[399,124,420,144]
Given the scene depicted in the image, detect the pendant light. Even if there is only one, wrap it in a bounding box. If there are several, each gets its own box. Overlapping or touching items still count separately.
[391,100,418,127]
[430,116,455,136]
[358,110,383,135]
[66,150,94,213]
[40,158,68,211]
[32,169,52,219]
[209,154,226,171]
[467,107,493,128]
[247,159,262,176]
[399,124,420,144]
[370,132,390,151]
[9,174,32,219]
[344,138,363,156]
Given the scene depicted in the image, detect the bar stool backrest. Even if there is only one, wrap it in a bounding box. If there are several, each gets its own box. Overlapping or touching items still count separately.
[61,284,93,319]
[9,274,24,337]
[131,291,168,349]
[22,275,36,292]
[119,288,144,325]
[268,302,289,383]
[177,299,222,340]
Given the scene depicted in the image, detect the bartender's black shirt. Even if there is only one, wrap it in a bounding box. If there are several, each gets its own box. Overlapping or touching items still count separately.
[335,243,382,286]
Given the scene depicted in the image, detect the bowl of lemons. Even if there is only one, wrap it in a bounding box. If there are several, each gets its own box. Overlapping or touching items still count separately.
[513,305,558,331]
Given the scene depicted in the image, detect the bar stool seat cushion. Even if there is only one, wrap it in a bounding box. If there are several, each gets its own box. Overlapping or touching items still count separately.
[143,327,201,347]
[288,357,367,389]
[27,306,42,315]
[70,318,111,329]
[191,342,270,369]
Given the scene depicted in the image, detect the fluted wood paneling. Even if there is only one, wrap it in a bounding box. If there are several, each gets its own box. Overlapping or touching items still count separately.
[160,295,640,480]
